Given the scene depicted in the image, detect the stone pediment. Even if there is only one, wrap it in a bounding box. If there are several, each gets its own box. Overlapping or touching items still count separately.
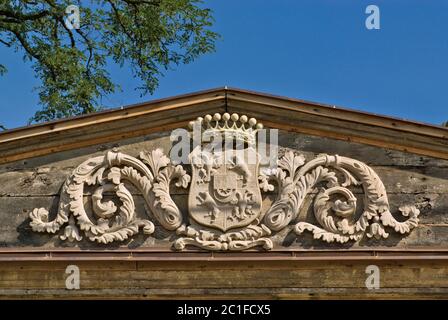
[1,88,448,298]
[25,112,420,251]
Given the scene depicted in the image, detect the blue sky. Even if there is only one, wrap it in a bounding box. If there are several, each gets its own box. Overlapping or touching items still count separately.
[1,0,447,129]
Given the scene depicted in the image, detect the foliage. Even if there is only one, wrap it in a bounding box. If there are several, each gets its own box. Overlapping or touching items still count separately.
[0,0,218,123]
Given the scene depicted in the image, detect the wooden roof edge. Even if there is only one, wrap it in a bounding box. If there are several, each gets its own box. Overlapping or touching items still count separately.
[0,87,227,143]
[0,87,448,151]
[1,248,448,262]
[225,87,448,139]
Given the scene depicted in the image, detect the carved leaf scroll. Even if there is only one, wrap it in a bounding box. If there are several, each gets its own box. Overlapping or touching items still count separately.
[29,148,190,244]
[264,151,420,244]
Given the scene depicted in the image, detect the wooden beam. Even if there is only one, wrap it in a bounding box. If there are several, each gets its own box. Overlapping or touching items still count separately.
[1,87,448,164]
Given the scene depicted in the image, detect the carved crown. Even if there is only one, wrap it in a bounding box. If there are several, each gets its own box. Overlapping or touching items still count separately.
[188,112,263,145]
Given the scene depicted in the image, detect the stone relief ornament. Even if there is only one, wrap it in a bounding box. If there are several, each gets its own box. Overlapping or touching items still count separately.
[29,113,420,250]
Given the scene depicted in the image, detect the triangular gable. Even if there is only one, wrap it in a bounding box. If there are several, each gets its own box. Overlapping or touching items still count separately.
[1,87,447,164]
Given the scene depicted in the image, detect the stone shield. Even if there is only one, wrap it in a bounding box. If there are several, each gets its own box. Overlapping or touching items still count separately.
[188,147,262,232]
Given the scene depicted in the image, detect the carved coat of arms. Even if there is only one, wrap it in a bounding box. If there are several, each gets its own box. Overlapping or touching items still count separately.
[189,147,262,232]
[29,113,420,251]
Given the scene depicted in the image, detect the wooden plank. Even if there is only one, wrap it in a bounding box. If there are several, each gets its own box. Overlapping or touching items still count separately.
[228,89,448,140]
[228,101,448,160]
[2,287,448,299]
[0,130,173,172]
[0,261,136,271]
[229,99,448,148]
[1,130,447,197]
[3,130,448,172]
[2,88,448,166]
[1,167,446,196]
[0,166,432,195]
[0,90,225,143]
[278,130,448,167]
[1,261,448,290]
[0,100,226,164]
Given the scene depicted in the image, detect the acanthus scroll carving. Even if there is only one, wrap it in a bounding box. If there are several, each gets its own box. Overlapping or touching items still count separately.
[29,113,420,250]
[30,148,190,244]
[263,152,420,243]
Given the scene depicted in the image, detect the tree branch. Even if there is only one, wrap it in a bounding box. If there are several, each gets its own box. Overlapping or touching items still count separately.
[0,9,50,21]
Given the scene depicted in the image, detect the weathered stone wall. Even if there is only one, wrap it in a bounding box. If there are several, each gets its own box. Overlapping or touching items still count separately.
[1,129,446,251]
